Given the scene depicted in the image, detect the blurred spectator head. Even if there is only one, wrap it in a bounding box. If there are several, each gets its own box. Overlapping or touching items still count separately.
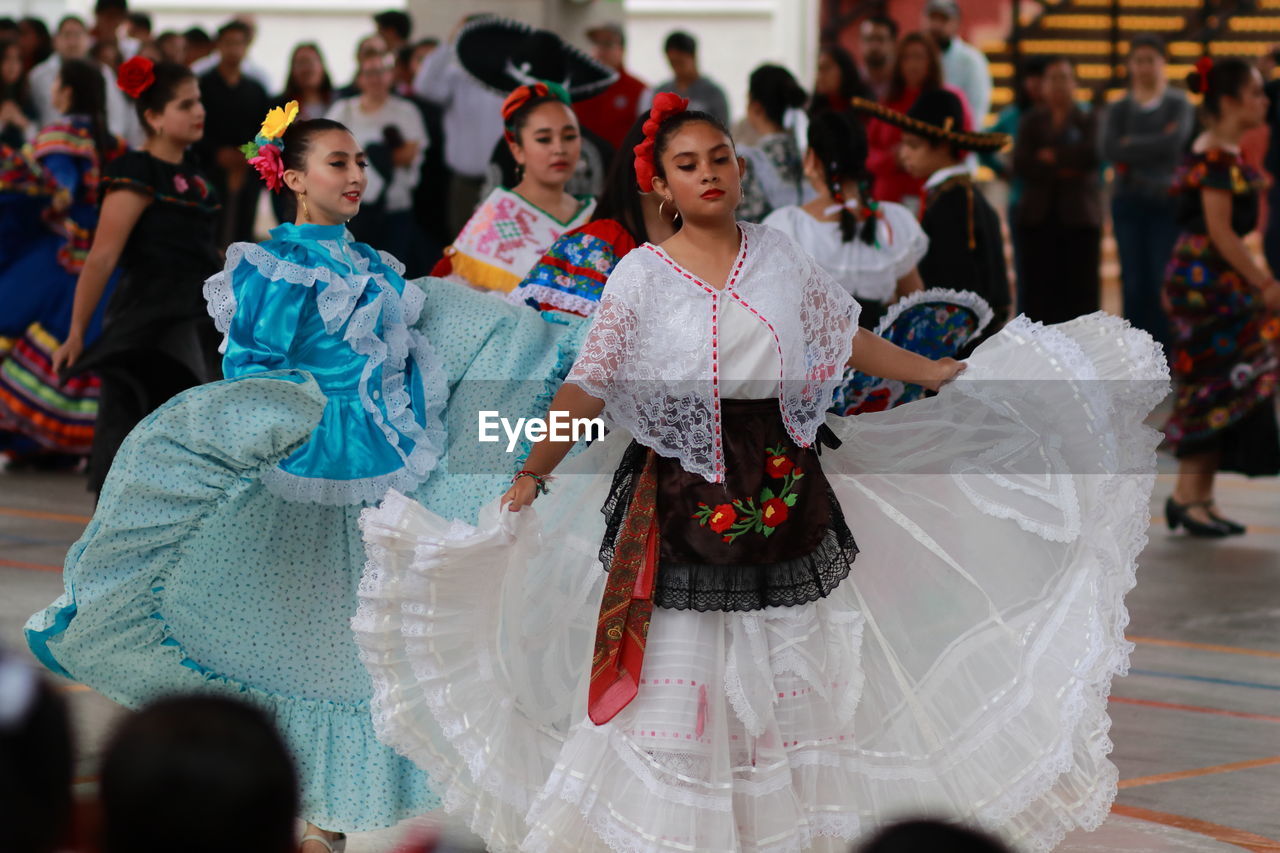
[664,30,698,79]
[889,31,942,101]
[0,19,17,41]
[54,16,91,61]
[126,11,152,41]
[0,654,75,853]
[1015,54,1049,110]
[1042,55,1077,110]
[409,38,438,78]
[1,38,25,92]
[805,109,873,244]
[1127,33,1166,91]
[93,0,129,39]
[356,53,394,101]
[587,22,626,71]
[285,42,333,102]
[100,695,297,853]
[859,819,1012,853]
[924,0,961,47]
[91,39,122,71]
[815,44,870,103]
[183,27,213,64]
[374,10,412,50]
[859,14,898,72]
[394,44,417,90]
[1188,56,1264,125]
[155,30,186,65]
[747,63,807,130]
[356,33,389,63]
[131,60,202,142]
[18,17,53,67]
[214,20,251,68]
[56,59,109,146]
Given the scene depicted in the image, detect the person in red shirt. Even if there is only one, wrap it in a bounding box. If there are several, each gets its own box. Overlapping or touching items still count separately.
[576,22,649,150]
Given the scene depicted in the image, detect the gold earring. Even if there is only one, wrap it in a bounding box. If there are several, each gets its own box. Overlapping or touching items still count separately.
[659,197,679,223]
[300,192,311,221]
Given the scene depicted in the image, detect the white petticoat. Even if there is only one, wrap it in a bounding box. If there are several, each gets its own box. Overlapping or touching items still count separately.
[352,313,1170,853]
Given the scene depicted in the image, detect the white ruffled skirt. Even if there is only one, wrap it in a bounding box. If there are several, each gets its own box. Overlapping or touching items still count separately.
[352,313,1170,852]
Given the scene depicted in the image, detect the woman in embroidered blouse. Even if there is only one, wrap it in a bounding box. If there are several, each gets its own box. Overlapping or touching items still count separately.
[0,59,124,461]
[52,58,221,494]
[1162,58,1280,538]
[354,95,1171,852]
[433,81,595,294]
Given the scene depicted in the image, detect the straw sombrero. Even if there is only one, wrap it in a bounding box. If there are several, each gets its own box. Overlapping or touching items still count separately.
[851,89,1009,152]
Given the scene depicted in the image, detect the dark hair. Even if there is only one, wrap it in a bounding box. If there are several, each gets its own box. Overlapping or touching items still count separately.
[859,819,1012,853]
[1014,54,1049,110]
[808,110,874,244]
[865,13,900,40]
[1128,32,1165,59]
[283,42,333,105]
[0,657,74,853]
[19,17,53,65]
[131,61,195,132]
[0,19,17,36]
[814,44,871,109]
[592,113,651,244]
[95,0,127,13]
[748,63,807,128]
[374,10,412,42]
[652,109,733,183]
[216,20,251,41]
[56,15,87,35]
[127,11,151,32]
[664,30,696,56]
[888,32,944,103]
[183,26,211,48]
[90,39,121,68]
[1187,56,1254,119]
[0,38,29,103]
[100,695,298,853]
[505,95,576,145]
[58,58,113,160]
[277,117,352,217]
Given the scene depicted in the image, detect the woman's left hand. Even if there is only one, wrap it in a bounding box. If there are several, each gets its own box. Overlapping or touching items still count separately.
[923,358,966,392]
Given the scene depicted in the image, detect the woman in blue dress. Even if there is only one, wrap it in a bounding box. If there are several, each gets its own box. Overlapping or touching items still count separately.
[0,58,123,462]
[26,112,587,851]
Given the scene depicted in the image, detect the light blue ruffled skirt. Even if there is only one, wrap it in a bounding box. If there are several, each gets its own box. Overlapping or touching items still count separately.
[25,279,585,831]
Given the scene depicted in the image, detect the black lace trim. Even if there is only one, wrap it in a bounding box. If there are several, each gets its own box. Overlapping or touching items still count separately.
[599,444,859,613]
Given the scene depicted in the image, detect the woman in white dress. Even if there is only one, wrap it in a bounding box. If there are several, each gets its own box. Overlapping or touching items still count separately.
[763,110,926,330]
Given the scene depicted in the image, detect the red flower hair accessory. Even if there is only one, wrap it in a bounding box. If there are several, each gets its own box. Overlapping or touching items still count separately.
[1194,56,1214,94]
[633,92,689,192]
[117,56,156,99]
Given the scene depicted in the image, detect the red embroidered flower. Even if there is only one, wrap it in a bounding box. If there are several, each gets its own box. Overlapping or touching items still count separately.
[708,503,736,533]
[192,175,209,198]
[117,56,156,99]
[765,453,794,478]
[173,174,189,194]
[761,498,789,527]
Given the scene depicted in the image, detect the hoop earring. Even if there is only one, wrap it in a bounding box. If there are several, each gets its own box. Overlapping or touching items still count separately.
[659,197,681,224]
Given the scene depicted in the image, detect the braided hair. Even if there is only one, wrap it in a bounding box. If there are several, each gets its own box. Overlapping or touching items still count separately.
[806,110,874,245]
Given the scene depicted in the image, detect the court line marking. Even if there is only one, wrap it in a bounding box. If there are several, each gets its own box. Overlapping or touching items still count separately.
[1110,696,1280,725]
[1112,804,1280,852]
[1130,636,1280,660]
[0,505,91,525]
[0,557,62,572]
[1119,755,1280,790]
[1128,669,1280,692]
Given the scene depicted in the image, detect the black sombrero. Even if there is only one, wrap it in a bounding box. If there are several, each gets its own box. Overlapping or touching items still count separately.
[457,15,618,102]
[851,89,1010,152]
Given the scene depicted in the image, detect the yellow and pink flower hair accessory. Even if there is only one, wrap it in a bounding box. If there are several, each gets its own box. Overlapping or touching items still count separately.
[240,100,300,193]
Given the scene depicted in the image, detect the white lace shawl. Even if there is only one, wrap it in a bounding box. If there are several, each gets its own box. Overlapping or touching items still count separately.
[566,222,860,483]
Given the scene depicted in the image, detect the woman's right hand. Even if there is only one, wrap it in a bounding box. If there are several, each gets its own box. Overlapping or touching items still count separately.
[501,476,540,513]
[51,333,84,375]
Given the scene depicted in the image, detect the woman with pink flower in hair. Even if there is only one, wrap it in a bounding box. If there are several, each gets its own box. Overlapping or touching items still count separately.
[53,57,221,494]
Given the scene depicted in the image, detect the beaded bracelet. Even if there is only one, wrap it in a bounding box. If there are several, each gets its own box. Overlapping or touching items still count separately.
[513,470,551,495]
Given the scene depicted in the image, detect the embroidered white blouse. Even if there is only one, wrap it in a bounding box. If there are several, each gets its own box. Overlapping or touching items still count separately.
[566,222,861,483]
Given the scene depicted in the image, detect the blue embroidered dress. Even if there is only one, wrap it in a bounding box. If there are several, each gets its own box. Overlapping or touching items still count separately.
[25,222,588,831]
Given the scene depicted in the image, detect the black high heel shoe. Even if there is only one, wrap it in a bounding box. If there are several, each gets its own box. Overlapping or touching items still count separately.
[1203,500,1246,535]
[1165,497,1231,538]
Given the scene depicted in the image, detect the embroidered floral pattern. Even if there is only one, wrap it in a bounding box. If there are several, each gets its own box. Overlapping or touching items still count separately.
[692,445,802,542]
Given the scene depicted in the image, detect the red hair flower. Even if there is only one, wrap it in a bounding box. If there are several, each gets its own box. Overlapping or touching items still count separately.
[1194,56,1214,94]
[117,56,156,99]
[248,144,285,193]
[633,92,689,192]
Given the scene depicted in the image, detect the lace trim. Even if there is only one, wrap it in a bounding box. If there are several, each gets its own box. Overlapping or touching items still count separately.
[509,282,601,318]
[874,287,995,339]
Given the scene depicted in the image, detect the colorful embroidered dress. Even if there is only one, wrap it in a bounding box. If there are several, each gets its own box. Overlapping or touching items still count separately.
[26,224,590,831]
[1163,148,1280,475]
[0,121,125,455]
[434,186,596,293]
[509,219,637,316]
[353,222,1171,853]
